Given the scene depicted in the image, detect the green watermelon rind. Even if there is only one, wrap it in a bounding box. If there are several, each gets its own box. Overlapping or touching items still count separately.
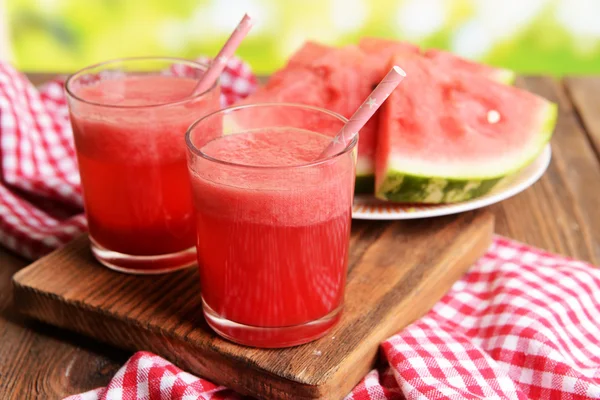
[375,102,557,204]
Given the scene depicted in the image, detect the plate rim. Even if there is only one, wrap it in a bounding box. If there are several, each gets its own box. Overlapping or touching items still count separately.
[352,144,552,220]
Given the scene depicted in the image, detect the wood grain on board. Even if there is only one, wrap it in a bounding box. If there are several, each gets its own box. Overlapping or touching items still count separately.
[13,211,494,400]
[2,75,600,399]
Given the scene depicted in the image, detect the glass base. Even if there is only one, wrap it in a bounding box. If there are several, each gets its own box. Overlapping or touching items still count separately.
[202,298,342,348]
[90,236,196,275]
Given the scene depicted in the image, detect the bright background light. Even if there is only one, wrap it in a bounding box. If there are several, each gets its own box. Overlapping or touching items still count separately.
[3,0,599,75]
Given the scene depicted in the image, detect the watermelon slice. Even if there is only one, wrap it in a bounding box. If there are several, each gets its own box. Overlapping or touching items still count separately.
[375,53,556,203]
[354,38,516,193]
[237,39,524,196]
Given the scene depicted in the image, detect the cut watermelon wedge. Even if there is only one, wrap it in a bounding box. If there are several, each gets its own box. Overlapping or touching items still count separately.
[375,53,557,203]
[356,38,516,193]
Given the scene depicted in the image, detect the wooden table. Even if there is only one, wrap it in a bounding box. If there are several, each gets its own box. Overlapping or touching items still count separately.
[1,75,600,399]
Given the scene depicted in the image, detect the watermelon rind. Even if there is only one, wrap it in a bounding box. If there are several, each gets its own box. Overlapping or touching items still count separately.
[375,102,557,203]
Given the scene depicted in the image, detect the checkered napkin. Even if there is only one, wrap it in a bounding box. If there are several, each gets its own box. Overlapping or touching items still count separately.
[64,236,600,400]
[0,58,257,259]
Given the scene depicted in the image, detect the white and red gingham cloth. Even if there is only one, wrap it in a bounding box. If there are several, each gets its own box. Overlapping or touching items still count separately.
[0,58,256,259]
[1,61,599,399]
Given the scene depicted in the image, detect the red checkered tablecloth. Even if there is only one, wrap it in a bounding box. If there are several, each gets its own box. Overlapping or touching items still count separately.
[1,61,599,400]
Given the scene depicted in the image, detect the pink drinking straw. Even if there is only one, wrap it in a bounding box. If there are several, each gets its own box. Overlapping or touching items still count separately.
[193,13,253,94]
[318,66,406,159]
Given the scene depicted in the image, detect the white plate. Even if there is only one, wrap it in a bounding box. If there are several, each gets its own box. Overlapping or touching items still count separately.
[352,144,552,220]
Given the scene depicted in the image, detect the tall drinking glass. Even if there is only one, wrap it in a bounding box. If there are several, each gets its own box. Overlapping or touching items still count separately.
[66,57,220,274]
[186,103,357,348]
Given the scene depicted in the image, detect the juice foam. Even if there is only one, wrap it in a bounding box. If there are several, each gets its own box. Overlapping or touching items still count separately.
[190,128,354,226]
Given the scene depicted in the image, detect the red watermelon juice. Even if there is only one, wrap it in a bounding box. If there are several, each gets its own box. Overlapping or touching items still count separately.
[186,104,356,347]
[66,58,220,274]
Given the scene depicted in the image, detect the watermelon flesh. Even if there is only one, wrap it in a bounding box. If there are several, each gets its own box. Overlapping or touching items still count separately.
[375,53,556,203]
[423,49,515,85]
[359,38,515,84]
[225,69,347,138]
[240,43,365,114]
[287,41,334,67]
[359,37,421,59]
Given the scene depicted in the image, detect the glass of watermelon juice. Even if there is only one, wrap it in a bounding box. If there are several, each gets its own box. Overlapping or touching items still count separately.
[185,103,357,348]
[65,57,220,274]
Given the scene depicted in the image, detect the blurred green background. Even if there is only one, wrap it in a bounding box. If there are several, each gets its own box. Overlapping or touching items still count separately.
[4,0,600,75]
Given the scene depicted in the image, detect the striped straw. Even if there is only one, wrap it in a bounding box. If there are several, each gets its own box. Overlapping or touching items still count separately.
[318,66,406,159]
[193,13,253,94]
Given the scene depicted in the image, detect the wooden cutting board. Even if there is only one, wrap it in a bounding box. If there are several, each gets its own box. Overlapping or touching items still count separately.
[13,210,493,400]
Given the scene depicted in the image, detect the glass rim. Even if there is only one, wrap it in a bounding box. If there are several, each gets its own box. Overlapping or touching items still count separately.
[185,102,357,171]
[65,56,217,109]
